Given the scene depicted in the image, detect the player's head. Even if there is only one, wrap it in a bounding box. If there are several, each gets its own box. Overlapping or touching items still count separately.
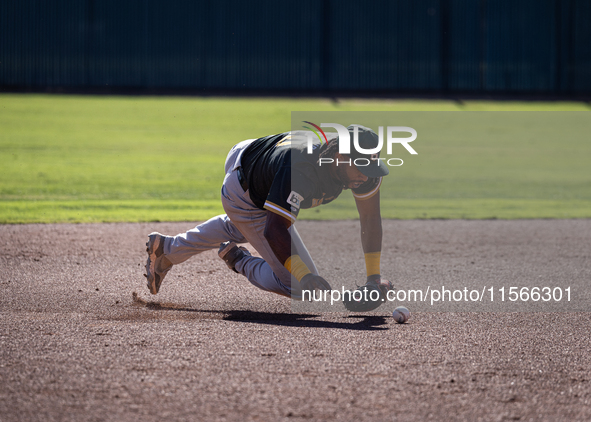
[344,125,389,178]
[333,156,369,190]
[319,125,389,180]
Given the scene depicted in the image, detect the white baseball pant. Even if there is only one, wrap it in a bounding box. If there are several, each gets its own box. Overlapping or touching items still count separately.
[161,140,318,297]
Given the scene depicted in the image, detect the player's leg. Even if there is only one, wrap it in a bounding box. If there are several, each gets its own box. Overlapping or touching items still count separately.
[220,168,319,297]
[145,215,246,294]
[145,139,256,294]
[232,224,318,298]
[163,214,247,265]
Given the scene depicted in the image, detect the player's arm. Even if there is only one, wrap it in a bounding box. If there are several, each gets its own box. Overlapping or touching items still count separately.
[344,182,393,312]
[264,211,331,292]
[264,211,292,264]
[354,189,383,279]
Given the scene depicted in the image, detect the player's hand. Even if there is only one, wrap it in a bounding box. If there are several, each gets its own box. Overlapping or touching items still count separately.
[300,273,332,292]
[343,275,394,312]
[367,274,394,298]
[367,274,382,284]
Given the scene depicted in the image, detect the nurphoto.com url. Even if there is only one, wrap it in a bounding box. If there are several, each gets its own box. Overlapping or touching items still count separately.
[302,286,572,307]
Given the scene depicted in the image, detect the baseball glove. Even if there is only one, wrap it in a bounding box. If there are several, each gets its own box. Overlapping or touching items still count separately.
[291,273,332,300]
[343,275,393,312]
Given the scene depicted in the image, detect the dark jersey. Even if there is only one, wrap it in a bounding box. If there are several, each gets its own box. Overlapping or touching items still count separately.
[240,132,382,223]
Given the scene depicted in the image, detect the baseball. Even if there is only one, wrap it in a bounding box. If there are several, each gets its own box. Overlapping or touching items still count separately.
[392,306,410,323]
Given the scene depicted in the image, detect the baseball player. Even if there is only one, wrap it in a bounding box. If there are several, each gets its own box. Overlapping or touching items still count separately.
[145,125,393,312]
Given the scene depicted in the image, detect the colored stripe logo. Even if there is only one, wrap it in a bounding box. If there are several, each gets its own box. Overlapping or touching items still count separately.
[302,121,328,145]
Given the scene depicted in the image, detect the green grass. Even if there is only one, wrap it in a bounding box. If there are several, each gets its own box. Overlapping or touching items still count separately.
[0,94,589,223]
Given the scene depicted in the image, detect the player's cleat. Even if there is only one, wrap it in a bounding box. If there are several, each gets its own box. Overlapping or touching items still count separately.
[218,241,251,273]
[145,232,172,295]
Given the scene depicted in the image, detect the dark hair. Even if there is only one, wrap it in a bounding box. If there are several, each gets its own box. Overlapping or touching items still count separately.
[319,138,340,160]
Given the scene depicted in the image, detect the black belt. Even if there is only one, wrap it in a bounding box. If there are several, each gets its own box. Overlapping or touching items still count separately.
[237,167,248,192]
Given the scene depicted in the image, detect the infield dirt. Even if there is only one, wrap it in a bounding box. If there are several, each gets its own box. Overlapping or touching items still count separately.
[1,220,590,421]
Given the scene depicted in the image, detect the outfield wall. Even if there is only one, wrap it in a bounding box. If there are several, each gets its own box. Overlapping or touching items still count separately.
[1,0,590,94]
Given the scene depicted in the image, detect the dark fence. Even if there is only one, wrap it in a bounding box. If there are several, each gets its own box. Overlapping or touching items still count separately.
[1,0,590,94]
